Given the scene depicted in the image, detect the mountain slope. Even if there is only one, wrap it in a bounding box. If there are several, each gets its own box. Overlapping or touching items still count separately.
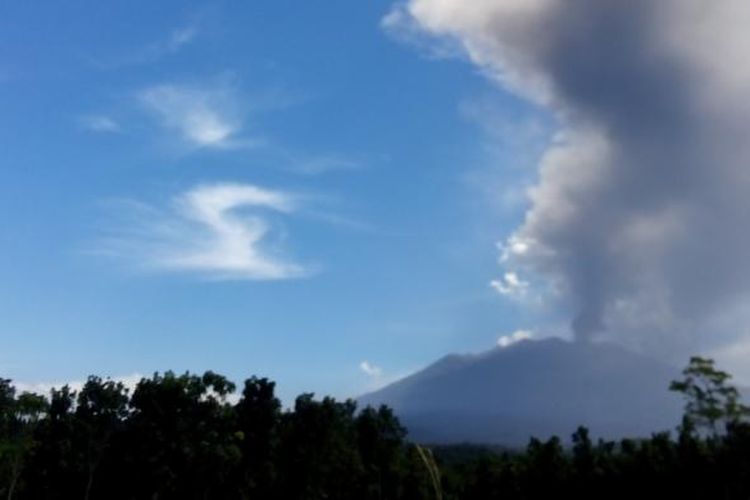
[358,338,685,446]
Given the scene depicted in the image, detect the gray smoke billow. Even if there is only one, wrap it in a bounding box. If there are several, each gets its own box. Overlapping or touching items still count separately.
[387,1,750,356]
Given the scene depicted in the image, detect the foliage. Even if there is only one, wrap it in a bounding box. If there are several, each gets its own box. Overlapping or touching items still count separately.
[0,357,749,499]
[669,356,750,438]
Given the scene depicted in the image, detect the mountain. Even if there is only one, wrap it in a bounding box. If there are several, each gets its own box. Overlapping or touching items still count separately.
[358,338,685,446]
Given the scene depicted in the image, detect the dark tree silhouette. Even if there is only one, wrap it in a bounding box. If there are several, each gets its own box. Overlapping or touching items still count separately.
[670,356,750,438]
[0,357,749,499]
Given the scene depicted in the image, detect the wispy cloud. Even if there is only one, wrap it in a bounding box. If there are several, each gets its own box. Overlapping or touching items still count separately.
[287,155,362,176]
[381,5,463,60]
[360,360,399,391]
[139,82,258,150]
[357,360,416,394]
[458,94,549,214]
[359,361,383,378]
[13,373,144,397]
[91,25,198,69]
[489,272,529,299]
[97,182,310,280]
[166,26,197,52]
[79,114,121,133]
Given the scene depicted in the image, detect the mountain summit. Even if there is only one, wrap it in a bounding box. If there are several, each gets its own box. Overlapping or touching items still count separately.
[358,338,684,446]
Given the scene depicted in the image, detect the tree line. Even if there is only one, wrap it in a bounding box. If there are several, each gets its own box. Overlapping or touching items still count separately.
[1,356,749,499]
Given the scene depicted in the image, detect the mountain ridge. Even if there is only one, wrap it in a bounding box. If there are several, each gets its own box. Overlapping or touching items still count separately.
[358,338,686,446]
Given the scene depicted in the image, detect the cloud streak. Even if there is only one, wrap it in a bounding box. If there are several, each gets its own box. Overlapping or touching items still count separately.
[92,25,198,69]
[387,1,750,357]
[139,82,257,150]
[98,182,309,281]
[79,115,121,133]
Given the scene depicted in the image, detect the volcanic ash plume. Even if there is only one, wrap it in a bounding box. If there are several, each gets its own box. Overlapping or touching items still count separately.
[387,1,750,355]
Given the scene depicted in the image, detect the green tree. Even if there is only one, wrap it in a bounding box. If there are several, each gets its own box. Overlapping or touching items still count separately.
[356,406,407,500]
[279,394,363,500]
[0,384,47,500]
[234,376,281,498]
[670,356,750,438]
[75,377,129,500]
[127,371,240,499]
[26,385,77,500]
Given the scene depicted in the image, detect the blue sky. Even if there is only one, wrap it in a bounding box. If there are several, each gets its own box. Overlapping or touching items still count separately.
[0,1,556,402]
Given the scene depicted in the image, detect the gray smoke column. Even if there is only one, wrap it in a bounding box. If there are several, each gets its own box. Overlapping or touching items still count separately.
[386,1,750,353]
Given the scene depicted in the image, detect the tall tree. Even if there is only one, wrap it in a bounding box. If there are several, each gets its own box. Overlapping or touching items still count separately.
[234,377,280,498]
[0,386,47,500]
[75,377,129,500]
[670,356,750,438]
[127,371,240,499]
[26,385,77,500]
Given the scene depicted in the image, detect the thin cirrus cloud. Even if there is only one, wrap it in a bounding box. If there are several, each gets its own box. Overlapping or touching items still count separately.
[289,155,362,176]
[164,26,197,53]
[98,182,310,281]
[131,25,198,64]
[138,83,259,150]
[79,114,121,133]
[91,25,198,69]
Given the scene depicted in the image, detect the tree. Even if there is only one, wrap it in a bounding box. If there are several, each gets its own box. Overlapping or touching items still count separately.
[0,385,48,500]
[75,377,129,500]
[356,406,407,500]
[126,371,240,499]
[278,394,363,500]
[26,385,77,500]
[670,356,750,438]
[235,377,281,498]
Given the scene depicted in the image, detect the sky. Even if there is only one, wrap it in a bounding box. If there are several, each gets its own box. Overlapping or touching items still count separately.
[5,1,750,403]
[0,1,551,403]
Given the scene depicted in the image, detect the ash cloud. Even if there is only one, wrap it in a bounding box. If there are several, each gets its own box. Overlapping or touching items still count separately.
[386,1,750,355]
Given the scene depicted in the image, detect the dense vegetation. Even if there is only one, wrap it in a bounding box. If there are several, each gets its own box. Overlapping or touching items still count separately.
[1,356,749,499]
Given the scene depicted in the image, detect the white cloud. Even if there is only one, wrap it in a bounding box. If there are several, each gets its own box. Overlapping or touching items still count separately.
[489,271,529,298]
[97,182,309,280]
[381,4,464,60]
[139,83,255,150]
[497,235,532,263]
[359,361,383,378]
[497,329,534,348]
[359,360,403,392]
[12,372,240,404]
[13,373,144,397]
[79,115,121,133]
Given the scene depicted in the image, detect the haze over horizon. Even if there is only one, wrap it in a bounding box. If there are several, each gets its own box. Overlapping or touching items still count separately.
[3,1,750,404]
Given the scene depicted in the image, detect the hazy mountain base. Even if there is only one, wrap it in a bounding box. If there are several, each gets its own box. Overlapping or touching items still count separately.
[400,412,675,448]
[360,338,685,446]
